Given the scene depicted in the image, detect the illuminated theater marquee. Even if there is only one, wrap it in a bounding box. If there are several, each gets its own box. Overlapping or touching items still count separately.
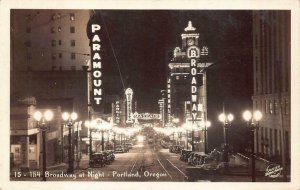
[91,24,102,105]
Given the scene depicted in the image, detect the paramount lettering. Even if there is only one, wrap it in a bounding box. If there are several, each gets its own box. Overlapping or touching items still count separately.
[90,23,103,105]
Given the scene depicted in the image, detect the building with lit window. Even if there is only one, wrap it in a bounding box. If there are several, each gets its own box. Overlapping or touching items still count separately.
[11,10,90,71]
[10,10,91,170]
[252,11,290,162]
[166,21,211,151]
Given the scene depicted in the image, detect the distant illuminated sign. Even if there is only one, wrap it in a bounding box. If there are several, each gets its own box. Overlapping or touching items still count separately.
[125,88,133,124]
[158,99,164,122]
[187,46,200,59]
[90,24,102,106]
[115,101,120,124]
[132,112,161,120]
[167,77,172,124]
[188,47,199,123]
[200,46,209,56]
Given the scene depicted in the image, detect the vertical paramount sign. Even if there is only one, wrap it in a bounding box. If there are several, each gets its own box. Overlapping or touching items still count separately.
[90,24,103,106]
[187,46,200,123]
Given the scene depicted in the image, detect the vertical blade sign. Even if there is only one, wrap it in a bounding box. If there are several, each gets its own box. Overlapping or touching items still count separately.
[187,46,200,123]
[91,24,102,106]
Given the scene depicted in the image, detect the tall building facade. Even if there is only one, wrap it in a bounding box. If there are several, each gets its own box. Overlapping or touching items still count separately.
[10,10,91,170]
[11,10,90,71]
[166,21,211,151]
[252,11,291,162]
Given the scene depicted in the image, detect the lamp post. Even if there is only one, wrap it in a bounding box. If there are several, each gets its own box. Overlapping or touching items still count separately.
[85,120,93,167]
[34,110,54,181]
[201,120,211,154]
[62,112,78,173]
[243,110,262,182]
[218,113,234,172]
[172,118,179,145]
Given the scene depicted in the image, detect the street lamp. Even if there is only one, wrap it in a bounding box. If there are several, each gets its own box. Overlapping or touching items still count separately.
[201,120,211,154]
[62,112,78,173]
[243,110,262,182]
[218,113,234,172]
[85,120,94,167]
[34,110,53,181]
[172,118,180,145]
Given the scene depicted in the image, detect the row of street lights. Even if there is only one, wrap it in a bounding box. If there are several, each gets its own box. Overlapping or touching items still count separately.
[34,110,78,180]
[34,109,139,178]
[155,109,262,182]
[218,110,262,181]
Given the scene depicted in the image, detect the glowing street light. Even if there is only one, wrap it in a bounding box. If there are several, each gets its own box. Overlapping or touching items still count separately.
[62,111,78,173]
[242,110,262,182]
[33,109,53,181]
[218,112,234,172]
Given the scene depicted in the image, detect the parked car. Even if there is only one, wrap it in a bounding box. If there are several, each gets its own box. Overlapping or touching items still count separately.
[169,145,183,153]
[125,143,133,149]
[188,152,208,166]
[106,150,115,161]
[102,150,115,164]
[180,149,192,162]
[115,145,125,153]
[89,153,106,167]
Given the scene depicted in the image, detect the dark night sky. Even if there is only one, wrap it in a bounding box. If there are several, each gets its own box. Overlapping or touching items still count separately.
[94,10,253,150]
[96,10,253,114]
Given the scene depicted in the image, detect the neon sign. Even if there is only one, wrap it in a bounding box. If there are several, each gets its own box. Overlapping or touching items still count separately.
[90,24,102,106]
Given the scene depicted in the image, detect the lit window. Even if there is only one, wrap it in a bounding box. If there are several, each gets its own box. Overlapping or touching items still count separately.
[58,26,62,32]
[51,27,55,33]
[70,26,75,33]
[51,14,56,20]
[70,13,75,21]
[70,40,75,47]
[269,100,273,114]
[71,53,76,60]
[274,100,278,114]
[285,98,289,115]
[52,53,56,60]
[25,14,31,21]
[176,76,180,80]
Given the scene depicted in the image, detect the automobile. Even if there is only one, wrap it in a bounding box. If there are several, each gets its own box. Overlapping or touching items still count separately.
[169,145,184,154]
[102,150,115,164]
[125,143,133,149]
[89,153,106,167]
[106,150,115,161]
[188,152,208,166]
[115,145,125,153]
[180,149,192,162]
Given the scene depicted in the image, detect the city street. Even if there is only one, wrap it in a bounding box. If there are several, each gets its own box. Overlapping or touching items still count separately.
[11,139,189,181]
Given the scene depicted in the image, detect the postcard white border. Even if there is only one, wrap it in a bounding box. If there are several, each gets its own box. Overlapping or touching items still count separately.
[0,0,299,190]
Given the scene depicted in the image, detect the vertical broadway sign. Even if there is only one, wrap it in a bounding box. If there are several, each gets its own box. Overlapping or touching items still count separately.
[90,24,103,106]
[187,46,200,123]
